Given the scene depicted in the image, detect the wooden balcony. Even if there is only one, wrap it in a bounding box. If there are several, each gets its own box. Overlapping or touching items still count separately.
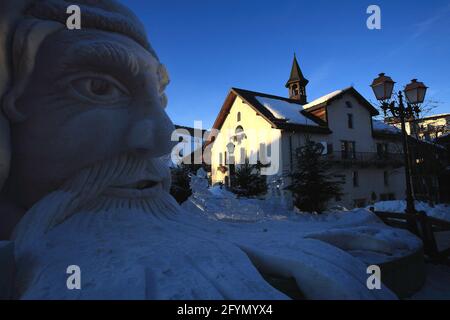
[322,152,404,168]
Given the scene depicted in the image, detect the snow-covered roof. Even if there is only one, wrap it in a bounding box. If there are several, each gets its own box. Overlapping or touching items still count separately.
[303,90,343,110]
[211,88,330,133]
[301,87,379,116]
[255,96,319,126]
[372,120,401,134]
[420,113,450,120]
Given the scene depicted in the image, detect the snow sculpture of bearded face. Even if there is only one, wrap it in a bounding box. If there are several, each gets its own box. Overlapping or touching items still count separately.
[0,0,289,300]
[7,29,174,208]
[0,0,174,237]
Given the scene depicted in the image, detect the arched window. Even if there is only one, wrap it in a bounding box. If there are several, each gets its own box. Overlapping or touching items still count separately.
[292,84,299,96]
[234,126,245,144]
[299,86,305,95]
[235,125,244,135]
[237,112,241,122]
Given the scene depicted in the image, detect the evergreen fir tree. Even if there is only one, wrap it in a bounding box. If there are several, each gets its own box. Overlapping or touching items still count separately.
[232,160,267,197]
[287,138,342,213]
[170,164,193,204]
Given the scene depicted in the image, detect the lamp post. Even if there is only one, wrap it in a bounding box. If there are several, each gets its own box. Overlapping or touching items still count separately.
[370,73,428,233]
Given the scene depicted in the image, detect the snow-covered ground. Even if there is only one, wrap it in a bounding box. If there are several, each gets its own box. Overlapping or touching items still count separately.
[183,176,423,264]
[370,200,450,222]
[410,264,450,300]
[14,169,448,299]
[177,171,427,299]
[180,171,450,299]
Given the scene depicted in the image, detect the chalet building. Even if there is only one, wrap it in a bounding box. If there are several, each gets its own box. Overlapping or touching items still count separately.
[209,55,407,209]
[387,113,449,203]
[436,134,450,203]
[388,113,450,141]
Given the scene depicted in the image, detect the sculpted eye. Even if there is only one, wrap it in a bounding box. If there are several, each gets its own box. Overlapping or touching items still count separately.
[70,76,129,103]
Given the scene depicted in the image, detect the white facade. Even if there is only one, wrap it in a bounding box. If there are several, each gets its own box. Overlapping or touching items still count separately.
[210,87,406,209]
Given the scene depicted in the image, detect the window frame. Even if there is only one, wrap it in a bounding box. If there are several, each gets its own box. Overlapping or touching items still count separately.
[352,171,359,187]
[347,113,354,129]
[384,171,389,186]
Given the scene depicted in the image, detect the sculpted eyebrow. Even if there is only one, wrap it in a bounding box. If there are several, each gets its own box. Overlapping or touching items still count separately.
[63,41,144,77]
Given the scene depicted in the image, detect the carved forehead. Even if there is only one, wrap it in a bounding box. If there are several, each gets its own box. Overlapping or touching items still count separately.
[36,29,160,77]
[38,29,158,68]
[24,0,157,59]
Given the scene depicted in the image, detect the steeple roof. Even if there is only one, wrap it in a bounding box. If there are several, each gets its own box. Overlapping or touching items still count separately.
[285,54,309,87]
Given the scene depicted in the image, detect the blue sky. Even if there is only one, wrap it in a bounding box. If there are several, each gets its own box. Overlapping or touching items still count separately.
[121,0,450,128]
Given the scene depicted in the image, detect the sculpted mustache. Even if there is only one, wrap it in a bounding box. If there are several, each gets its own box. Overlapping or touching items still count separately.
[52,153,170,227]
[12,153,171,250]
[62,153,149,194]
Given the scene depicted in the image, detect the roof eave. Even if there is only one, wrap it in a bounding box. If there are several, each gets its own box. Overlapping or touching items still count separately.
[304,87,379,116]
[277,122,332,134]
[285,78,309,88]
[372,131,401,140]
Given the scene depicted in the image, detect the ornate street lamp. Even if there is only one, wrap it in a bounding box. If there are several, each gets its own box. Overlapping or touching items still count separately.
[371,74,428,233]
[404,79,428,119]
[370,73,395,102]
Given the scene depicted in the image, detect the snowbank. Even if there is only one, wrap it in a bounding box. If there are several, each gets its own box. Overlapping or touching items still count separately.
[176,205,421,299]
[183,172,291,222]
[370,200,450,222]
[182,172,423,295]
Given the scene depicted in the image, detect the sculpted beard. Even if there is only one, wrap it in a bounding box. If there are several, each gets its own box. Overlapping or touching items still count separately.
[12,153,180,253]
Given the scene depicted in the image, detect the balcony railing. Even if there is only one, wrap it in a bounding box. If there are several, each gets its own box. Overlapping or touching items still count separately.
[322,152,404,167]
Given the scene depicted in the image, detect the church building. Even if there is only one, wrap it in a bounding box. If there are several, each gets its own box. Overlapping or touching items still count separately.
[209,55,407,209]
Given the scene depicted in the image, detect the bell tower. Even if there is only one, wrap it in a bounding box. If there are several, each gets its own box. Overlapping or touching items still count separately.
[285,54,309,105]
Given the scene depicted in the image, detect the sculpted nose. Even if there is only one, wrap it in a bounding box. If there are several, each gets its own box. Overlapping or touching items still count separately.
[127,110,176,157]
